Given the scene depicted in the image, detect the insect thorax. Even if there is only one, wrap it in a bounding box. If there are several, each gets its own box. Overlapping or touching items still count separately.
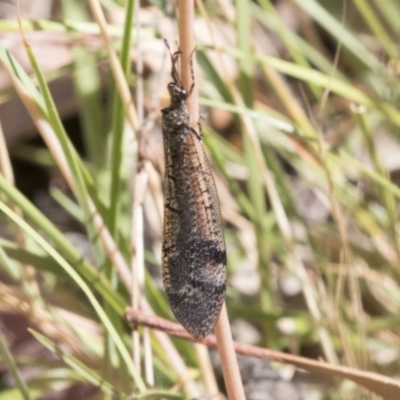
[162,108,191,136]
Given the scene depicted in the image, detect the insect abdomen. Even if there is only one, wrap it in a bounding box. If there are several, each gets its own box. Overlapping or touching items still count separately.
[163,238,226,339]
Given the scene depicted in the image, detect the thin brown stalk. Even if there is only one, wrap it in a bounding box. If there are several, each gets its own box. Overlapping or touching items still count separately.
[178,0,199,126]
[0,114,39,296]
[125,309,400,400]
[177,1,245,399]
[312,0,366,369]
[131,169,148,375]
[131,163,155,387]
[213,304,245,400]
[0,282,87,358]
[3,50,134,289]
[192,0,336,367]
[194,344,219,396]
[233,73,339,364]
[140,299,201,398]
[87,0,139,134]
[0,123,14,185]
[130,0,146,383]
[0,188,33,297]
[3,28,203,400]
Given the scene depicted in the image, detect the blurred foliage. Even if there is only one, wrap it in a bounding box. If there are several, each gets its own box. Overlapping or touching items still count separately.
[1,0,400,399]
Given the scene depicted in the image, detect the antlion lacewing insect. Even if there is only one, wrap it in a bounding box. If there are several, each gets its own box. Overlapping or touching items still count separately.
[161,43,226,340]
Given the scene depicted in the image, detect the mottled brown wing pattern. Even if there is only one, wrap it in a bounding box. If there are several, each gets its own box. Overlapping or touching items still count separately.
[161,61,226,340]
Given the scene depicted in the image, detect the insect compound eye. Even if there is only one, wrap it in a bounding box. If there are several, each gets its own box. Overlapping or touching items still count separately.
[168,82,182,94]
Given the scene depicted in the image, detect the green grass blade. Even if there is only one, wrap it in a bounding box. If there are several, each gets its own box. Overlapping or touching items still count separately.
[0,175,125,314]
[0,199,146,392]
[0,241,22,281]
[236,0,253,107]
[252,2,347,80]
[103,0,136,390]
[20,36,106,263]
[292,0,380,70]
[353,0,399,61]
[108,0,136,236]
[61,0,106,168]
[256,0,322,99]
[29,330,122,398]
[0,326,31,400]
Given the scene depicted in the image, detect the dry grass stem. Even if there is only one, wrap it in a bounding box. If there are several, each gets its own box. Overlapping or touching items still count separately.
[2,1,400,399]
[0,282,89,358]
[131,168,148,375]
[87,0,139,134]
[125,309,400,400]
[177,1,245,398]
[140,299,201,397]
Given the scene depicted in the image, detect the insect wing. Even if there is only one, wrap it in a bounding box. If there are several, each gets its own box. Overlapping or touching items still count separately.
[162,122,226,340]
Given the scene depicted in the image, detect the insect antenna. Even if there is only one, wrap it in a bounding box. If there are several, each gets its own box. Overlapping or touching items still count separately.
[163,39,183,88]
[187,45,197,97]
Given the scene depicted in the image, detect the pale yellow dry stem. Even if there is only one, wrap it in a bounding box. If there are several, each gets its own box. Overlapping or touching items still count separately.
[131,169,148,376]
[135,0,144,128]
[194,1,337,365]
[2,55,134,287]
[214,304,246,400]
[259,60,317,139]
[194,343,219,396]
[126,309,400,400]
[233,80,339,364]
[16,3,136,293]
[130,0,146,379]
[315,131,360,368]
[146,162,164,224]
[297,8,331,60]
[0,123,14,184]
[131,166,156,386]
[210,27,342,365]
[0,82,38,297]
[1,49,200,397]
[178,0,199,127]
[194,0,244,123]
[312,0,366,369]
[0,281,88,358]
[140,299,201,397]
[87,0,139,133]
[178,1,245,399]
[142,327,154,388]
